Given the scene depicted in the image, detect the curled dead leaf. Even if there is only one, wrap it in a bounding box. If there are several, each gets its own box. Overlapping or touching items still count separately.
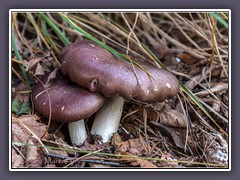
[159,151,180,168]
[12,148,24,168]
[35,62,45,76]
[130,158,157,168]
[26,139,45,167]
[117,152,157,168]
[150,121,186,150]
[115,138,147,156]
[25,57,45,71]
[159,109,187,128]
[12,115,48,143]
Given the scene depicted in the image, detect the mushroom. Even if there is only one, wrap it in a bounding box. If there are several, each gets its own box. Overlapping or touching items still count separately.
[60,40,180,143]
[32,70,106,146]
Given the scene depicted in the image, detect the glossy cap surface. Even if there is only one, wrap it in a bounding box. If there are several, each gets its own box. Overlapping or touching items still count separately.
[32,71,106,122]
[60,40,179,102]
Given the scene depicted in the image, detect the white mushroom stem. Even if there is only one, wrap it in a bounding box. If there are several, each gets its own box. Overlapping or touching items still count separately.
[91,96,125,143]
[68,120,87,146]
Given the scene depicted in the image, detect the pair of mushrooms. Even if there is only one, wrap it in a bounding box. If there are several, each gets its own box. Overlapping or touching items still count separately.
[32,39,180,146]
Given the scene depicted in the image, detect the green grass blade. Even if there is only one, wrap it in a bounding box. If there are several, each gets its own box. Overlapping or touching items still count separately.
[11,32,31,90]
[40,18,60,53]
[39,13,70,46]
[209,12,228,28]
[179,81,227,136]
[26,12,61,66]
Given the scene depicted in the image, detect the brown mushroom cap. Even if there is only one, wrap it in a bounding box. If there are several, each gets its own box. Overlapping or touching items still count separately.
[32,70,106,122]
[60,40,180,102]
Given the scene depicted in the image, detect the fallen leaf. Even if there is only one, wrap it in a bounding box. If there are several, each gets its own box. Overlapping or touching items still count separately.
[12,115,48,143]
[12,148,24,168]
[117,152,157,168]
[47,135,70,158]
[111,132,123,146]
[26,139,45,167]
[80,137,111,152]
[25,57,45,71]
[130,158,157,168]
[138,107,159,122]
[45,69,58,87]
[159,151,180,168]
[13,82,30,103]
[134,102,165,122]
[47,149,69,159]
[34,62,45,76]
[115,138,147,156]
[159,109,187,128]
[12,100,30,116]
[150,121,186,150]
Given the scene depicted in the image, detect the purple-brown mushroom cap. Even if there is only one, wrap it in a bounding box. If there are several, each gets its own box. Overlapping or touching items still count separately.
[60,40,180,102]
[32,70,106,122]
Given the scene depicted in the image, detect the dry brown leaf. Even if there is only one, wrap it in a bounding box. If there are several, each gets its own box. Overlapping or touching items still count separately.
[45,69,58,87]
[111,132,123,146]
[34,62,45,76]
[48,148,69,159]
[150,121,186,150]
[12,115,48,143]
[12,148,24,168]
[115,138,147,156]
[137,107,159,122]
[25,57,45,71]
[26,139,45,167]
[12,120,28,143]
[80,138,111,152]
[13,82,30,103]
[116,152,157,168]
[159,151,180,168]
[159,109,187,128]
[130,158,157,168]
[54,134,72,152]
[135,102,166,122]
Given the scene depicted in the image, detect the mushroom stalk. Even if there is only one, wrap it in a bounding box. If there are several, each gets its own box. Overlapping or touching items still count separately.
[68,120,87,146]
[91,96,125,143]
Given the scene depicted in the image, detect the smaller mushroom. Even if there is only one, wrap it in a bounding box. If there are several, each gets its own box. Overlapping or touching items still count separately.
[32,70,106,146]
